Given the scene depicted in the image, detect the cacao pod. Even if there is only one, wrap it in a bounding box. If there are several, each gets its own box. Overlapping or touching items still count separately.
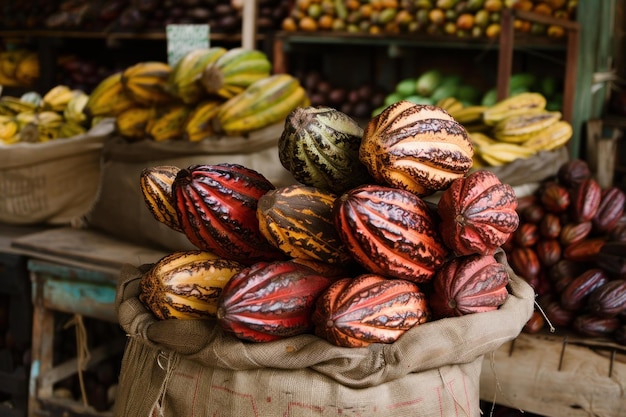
[257,184,353,265]
[513,223,539,247]
[521,204,545,224]
[592,187,626,234]
[559,221,592,246]
[523,310,545,334]
[334,184,448,283]
[438,169,519,256]
[539,182,570,213]
[539,213,561,239]
[563,238,606,262]
[429,254,510,319]
[172,164,286,265]
[139,250,244,320]
[509,246,541,283]
[360,100,473,196]
[140,165,182,232]
[543,299,575,327]
[557,159,591,187]
[535,239,562,267]
[278,106,373,194]
[312,274,429,348]
[568,178,601,223]
[216,261,333,342]
[572,314,620,338]
[560,268,609,311]
[595,241,626,278]
[587,279,626,317]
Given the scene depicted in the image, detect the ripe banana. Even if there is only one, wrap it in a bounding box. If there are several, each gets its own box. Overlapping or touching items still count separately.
[115,106,156,140]
[41,85,75,112]
[140,165,184,231]
[0,96,37,115]
[0,117,19,140]
[482,92,547,126]
[449,105,488,125]
[58,121,87,138]
[435,97,463,114]
[63,90,90,124]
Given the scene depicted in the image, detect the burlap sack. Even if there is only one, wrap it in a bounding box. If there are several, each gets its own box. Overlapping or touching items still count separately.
[480,146,569,186]
[113,251,535,417]
[0,119,113,225]
[85,122,297,251]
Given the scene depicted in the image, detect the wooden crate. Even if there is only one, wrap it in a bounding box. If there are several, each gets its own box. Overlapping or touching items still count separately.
[7,227,168,417]
[480,331,626,417]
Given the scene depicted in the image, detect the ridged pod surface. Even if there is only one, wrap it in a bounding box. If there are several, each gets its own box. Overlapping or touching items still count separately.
[257,184,353,265]
[173,163,285,265]
[139,250,244,320]
[360,100,473,196]
[438,169,519,256]
[140,165,182,232]
[429,254,510,319]
[334,184,448,283]
[216,260,333,342]
[278,106,372,194]
[121,61,176,106]
[168,47,226,105]
[312,274,430,348]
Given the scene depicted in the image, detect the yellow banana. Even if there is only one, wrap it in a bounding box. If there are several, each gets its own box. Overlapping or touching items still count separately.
[15,111,36,129]
[63,90,90,124]
[476,142,536,166]
[0,118,18,140]
[58,121,87,138]
[148,104,192,142]
[14,52,39,86]
[41,85,75,112]
[0,96,37,115]
[494,111,562,143]
[483,92,547,126]
[449,105,488,125]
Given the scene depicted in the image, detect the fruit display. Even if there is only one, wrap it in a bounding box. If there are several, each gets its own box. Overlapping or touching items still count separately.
[0,0,291,34]
[0,48,40,88]
[137,100,522,348]
[437,92,573,168]
[281,0,577,39]
[504,158,626,344]
[0,85,91,144]
[88,47,308,141]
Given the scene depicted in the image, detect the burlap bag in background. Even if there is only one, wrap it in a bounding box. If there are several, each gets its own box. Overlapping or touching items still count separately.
[84,122,297,252]
[113,251,535,417]
[0,119,113,225]
[480,146,570,186]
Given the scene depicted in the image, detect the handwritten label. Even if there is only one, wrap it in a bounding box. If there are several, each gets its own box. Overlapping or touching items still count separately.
[166,24,210,67]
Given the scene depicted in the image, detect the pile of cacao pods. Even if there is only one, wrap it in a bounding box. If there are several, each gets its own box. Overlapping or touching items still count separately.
[504,159,626,344]
[136,99,529,348]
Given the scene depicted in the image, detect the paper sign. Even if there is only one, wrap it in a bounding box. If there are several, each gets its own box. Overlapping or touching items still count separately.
[166,24,210,67]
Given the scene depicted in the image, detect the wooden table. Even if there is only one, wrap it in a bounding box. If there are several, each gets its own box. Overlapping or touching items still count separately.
[9,226,168,417]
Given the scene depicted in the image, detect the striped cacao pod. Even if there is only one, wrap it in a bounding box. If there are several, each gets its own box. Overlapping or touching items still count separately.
[438,169,519,256]
[257,184,353,265]
[312,274,430,348]
[360,100,473,196]
[172,163,286,265]
[334,184,448,283]
[568,178,601,223]
[140,165,182,232]
[216,260,333,342]
[587,279,626,318]
[592,187,626,234]
[139,250,244,320]
[429,254,510,319]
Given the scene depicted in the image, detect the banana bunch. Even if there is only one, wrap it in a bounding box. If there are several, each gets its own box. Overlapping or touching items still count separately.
[0,84,92,145]
[0,50,40,88]
[438,93,572,167]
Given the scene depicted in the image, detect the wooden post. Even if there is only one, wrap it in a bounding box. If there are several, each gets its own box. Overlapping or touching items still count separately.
[241,0,257,50]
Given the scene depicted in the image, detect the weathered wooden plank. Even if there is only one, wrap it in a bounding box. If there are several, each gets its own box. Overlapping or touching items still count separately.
[480,332,626,417]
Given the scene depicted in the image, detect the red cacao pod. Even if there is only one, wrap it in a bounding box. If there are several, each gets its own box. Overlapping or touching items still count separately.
[523,310,545,334]
[535,239,562,267]
[587,279,626,317]
[595,241,626,277]
[568,178,601,223]
[543,299,575,327]
[173,163,285,265]
[429,254,510,319]
[513,222,539,247]
[572,314,621,338]
[521,204,545,224]
[216,261,333,342]
[334,184,448,283]
[509,246,541,283]
[312,274,430,347]
[559,221,592,246]
[563,238,606,262]
[438,169,519,256]
[557,159,591,187]
[540,182,570,213]
[516,194,538,213]
[560,268,609,311]
[539,213,561,239]
[610,221,626,242]
[592,187,626,234]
